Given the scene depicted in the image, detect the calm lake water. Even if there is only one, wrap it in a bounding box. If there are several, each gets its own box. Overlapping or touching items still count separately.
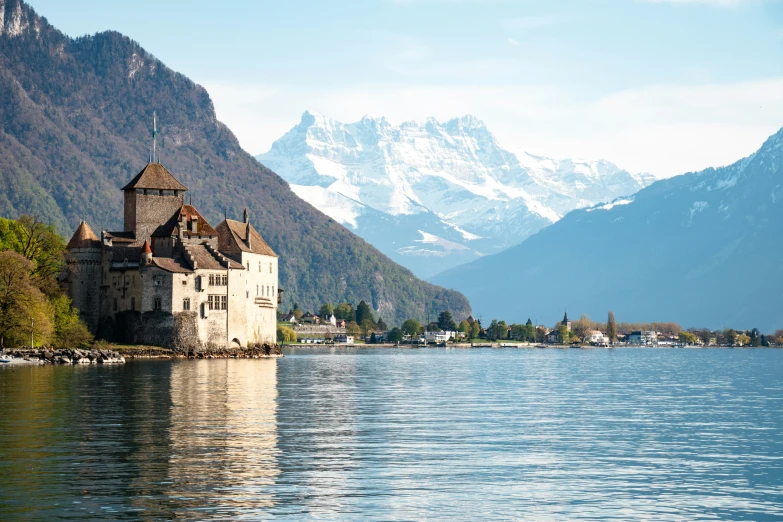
[1,347,783,520]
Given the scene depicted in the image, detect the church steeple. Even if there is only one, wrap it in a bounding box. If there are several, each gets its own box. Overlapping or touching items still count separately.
[563,311,569,323]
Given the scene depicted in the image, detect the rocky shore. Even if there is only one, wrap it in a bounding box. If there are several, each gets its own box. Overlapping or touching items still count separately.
[2,348,125,365]
[119,343,283,359]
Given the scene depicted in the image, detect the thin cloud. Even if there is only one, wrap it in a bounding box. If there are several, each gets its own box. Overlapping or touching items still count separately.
[507,38,520,46]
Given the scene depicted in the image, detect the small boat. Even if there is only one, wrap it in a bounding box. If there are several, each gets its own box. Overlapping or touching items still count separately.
[0,357,11,364]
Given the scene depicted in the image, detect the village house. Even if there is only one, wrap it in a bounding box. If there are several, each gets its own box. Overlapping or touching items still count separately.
[322,314,337,326]
[628,330,658,345]
[334,334,354,344]
[300,312,320,325]
[64,160,279,350]
[587,330,609,345]
[279,312,298,324]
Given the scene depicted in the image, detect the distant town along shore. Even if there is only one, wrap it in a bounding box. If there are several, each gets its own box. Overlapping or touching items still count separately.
[277,305,782,348]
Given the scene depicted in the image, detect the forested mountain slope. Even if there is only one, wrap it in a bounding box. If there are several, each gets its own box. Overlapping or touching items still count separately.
[0,0,470,325]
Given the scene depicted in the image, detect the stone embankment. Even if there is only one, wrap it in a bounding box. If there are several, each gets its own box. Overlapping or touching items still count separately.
[3,348,125,365]
[118,343,283,359]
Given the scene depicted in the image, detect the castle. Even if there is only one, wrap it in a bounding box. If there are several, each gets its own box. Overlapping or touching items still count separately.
[64,161,279,350]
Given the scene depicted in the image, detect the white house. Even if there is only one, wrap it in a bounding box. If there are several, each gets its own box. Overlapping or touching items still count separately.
[628,330,657,345]
[587,330,609,345]
[334,334,354,344]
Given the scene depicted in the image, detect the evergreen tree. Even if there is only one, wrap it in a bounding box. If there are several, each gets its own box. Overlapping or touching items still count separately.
[376,317,388,331]
[356,300,374,326]
[437,310,457,331]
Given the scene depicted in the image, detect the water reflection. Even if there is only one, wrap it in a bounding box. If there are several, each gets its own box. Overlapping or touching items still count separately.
[166,359,279,516]
[3,349,783,519]
[0,360,280,519]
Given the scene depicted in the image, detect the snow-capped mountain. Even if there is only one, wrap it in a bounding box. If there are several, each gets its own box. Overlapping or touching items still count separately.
[257,111,656,278]
[433,127,783,332]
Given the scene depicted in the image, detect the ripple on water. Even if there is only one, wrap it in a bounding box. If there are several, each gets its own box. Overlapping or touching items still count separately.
[1,348,782,519]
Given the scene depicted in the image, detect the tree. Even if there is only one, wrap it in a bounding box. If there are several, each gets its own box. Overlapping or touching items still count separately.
[736,333,751,347]
[487,320,508,340]
[678,331,697,345]
[51,295,92,348]
[387,327,403,343]
[572,314,592,343]
[369,332,377,344]
[356,300,374,326]
[606,311,617,343]
[318,303,334,317]
[335,302,355,322]
[360,319,376,337]
[346,321,362,337]
[437,310,457,331]
[469,321,481,340]
[0,251,53,348]
[458,320,470,334]
[277,325,297,343]
[376,317,388,331]
[291,306,303,321]
[556,324,569,344]
[535,326,547,343]
[401,319,421,337]
[1,216,66,297]
[525,319,535,342]
[724,328,737,346]
[426,322,440,332]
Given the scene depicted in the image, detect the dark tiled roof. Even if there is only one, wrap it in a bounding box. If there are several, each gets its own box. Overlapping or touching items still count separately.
[216,219,277,257]
[110,245,142,264]
[152,205,218,238]
[66,221,100,249]
[105,231,136,243]
[151,257,193,274]
[122,163,188,191]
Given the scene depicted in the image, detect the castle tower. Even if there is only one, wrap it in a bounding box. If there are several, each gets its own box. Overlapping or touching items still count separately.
[66,221,102,331]
[122,163,187,242]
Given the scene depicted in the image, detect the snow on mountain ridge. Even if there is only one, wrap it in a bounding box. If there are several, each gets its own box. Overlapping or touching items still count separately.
[258,111,657,278]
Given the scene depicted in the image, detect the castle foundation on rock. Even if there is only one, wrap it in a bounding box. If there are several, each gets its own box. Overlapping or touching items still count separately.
[64,162,279,350]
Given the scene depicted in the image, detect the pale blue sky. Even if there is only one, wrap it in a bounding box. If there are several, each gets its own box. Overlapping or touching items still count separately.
[27,0,783,176]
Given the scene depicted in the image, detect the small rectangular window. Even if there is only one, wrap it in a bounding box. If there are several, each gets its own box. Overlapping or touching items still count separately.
[221,274,228,286]
[154,297,162,311]
[269,264,272,274]
[183,298,191,311]
[258,261,261,272]
[209,274,215,286]
[153,275,163,287]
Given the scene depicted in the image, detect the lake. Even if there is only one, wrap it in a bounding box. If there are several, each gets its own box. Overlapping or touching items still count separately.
[1,347,782,520]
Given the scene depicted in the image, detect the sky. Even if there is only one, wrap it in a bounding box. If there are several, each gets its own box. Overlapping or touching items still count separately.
[27,0,783,178]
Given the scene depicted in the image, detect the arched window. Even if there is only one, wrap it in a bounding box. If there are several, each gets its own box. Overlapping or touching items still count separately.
[154,297,162,311]
[183,298,191,311]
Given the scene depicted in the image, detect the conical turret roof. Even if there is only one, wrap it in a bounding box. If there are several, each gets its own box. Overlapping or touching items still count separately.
[67,221,100,249]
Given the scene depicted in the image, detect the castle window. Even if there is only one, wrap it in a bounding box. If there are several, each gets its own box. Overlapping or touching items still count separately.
[183,298,191,311]
[195,276,202,291]
[153,275,163,287]
[131,297,136,310]
[182,279,187,285]
[258,261,261,272]
[154,297,162,311]
[270,264,272,274]
[221,274,228,286]
[256,285,259,296]
[267,286,270,297]
[207,295,227,310]
[209,274,215,286]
